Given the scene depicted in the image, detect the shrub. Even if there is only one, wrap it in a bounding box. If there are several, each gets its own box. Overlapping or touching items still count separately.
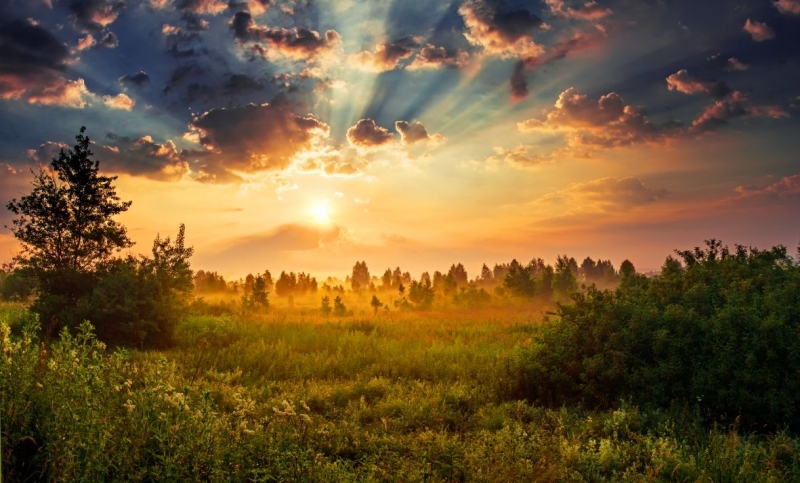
[520,240,800,432]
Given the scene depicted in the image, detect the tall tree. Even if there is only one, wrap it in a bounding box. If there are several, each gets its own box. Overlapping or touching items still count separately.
[5,127,132,328]
[5,127,132,278]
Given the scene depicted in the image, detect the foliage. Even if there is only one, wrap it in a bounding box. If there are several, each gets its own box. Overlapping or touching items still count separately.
[0,269,34,301]
[84,225,194,348]
[408,279,435,309]
[332,295,351,317]
[275,271,318,297]
[320,295,332,316]
[370,295,383,314]
[5,127,132,330]
[4,305,800,482]
[520,240,800,432]
[453,285,491,308]
[241,271,270,312]
[350,261,370,292]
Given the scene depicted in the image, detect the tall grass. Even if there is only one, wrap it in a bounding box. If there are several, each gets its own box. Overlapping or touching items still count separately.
[3,304,800,481]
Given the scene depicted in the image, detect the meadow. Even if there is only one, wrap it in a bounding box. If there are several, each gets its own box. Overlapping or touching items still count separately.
[3,287,800,482]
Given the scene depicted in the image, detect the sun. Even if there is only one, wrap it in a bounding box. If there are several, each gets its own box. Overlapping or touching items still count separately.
[311,201,332,224]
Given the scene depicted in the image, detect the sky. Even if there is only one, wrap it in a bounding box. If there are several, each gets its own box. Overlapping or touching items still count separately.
[1,0,799,280]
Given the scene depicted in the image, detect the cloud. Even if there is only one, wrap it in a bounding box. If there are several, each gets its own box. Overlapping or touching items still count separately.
[119,71,151,87]
[26,77,94,108]
[0,19,121,108]
[705,54,749,72]
[518,87,682,148]
[511,31,604,99]
[346,119,394,149]
[100,133,193,181]
[98,31,119,48]
[689,92,749,134]
[458,0,545,59]
[774,0,800,15]
[394,120,444,145]
[187,102,330,178]
[27,134,191,181]
[485,145,545,169]
[26,141,69,164]
[76,33,96,50]
[538,176,667,213]
[230,11,341,60]
[68,0,125,33]
[734,174,800,199]
[217,223,342,256]
[743,18,775,41]
[102,93,135,110]
[228,0,274,16]
[175,0,228,15]
[666,69,731,99]
[545,0,612,20]
[407,45,470,70]
[161,23,207,57]
[294,145,365,177]
[351,36,421,72]
[162,63,207,94]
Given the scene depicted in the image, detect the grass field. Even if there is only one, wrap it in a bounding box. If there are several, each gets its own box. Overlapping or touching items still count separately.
[3,297,800,482]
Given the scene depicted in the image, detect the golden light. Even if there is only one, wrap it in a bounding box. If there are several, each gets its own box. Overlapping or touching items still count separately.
[311,201,332,224]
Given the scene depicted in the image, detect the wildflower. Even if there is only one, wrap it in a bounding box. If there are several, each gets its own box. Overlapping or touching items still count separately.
[35,382,43,389]
[124,400,135,412]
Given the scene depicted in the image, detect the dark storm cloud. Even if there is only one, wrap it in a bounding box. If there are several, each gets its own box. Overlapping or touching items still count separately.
[459,0,543,58]
[230,10,341,59]
[119,71,151,87]
[0,19,68,82]
[187,102,330,177]
[67,0,125,33]
[0,18,95,106]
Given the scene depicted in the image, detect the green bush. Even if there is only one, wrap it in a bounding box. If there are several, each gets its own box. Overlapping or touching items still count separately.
[520,240,800,431]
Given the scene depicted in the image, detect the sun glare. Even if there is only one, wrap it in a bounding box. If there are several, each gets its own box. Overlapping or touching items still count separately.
[312,201,332,224]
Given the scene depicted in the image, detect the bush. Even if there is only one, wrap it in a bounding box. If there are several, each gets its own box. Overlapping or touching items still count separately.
[520,240,800,432]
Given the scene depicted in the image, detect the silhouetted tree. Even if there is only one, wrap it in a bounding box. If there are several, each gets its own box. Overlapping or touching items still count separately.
[480,263,493,282]
[448,263,468,287]
[381,268,392,290]
[370,295,383,314]
[351,260,370,292]
[552,255,578,300]
[408,279,434,309]
[5,127,132,331]
[320,295,332,315]
[503,259,536,298]
[333,295,349,316]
